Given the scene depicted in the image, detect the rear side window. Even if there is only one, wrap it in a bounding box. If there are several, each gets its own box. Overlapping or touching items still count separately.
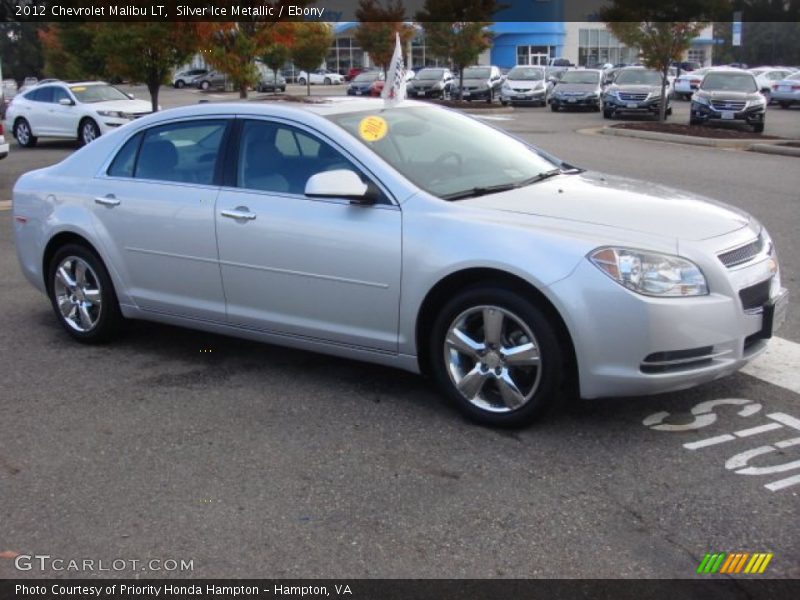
[107,133,143,178]
[134,120,227,185]
[26,87,54,102]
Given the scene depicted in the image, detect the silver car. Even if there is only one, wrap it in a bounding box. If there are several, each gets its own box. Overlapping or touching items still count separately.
[12,100,788,427]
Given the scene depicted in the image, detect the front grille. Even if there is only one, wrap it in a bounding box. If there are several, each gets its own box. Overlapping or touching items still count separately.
[512,88,533,93]
[718,234,764,267]
[710,100,746,111]
[739,278,772,311]
[619,92,648,101]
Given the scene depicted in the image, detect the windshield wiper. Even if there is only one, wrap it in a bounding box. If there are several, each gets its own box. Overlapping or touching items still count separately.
[441,169,564,201]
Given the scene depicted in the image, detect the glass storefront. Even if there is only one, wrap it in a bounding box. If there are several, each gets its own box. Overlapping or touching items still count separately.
[578,28,638,67]
[516,45,552,65]
[326,37,364,75]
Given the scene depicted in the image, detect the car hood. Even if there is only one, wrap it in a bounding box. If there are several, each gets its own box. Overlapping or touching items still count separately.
[88,99,153,113]
[461,172,749,241]
[460,78,490,86]
[611,84,661,94]
[697,90,761,102]
[554,83,600,92]
[506,79,545,89]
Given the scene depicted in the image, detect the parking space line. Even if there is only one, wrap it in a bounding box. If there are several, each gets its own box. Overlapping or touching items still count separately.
[742,336,800,395]
[765,473,800,491]
[735,423,784,437]
[767,412,800,431]
[684,434,735,450]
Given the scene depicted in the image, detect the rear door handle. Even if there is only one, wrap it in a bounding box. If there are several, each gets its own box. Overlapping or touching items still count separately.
[221,208,257,221]
[94,195,120,207]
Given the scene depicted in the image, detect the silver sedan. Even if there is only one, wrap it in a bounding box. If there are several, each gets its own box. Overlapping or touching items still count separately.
[12,99,788,427]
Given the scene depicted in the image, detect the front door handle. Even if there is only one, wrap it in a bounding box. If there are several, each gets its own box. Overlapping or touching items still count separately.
[221,208,257,221]
[94,195,120,207]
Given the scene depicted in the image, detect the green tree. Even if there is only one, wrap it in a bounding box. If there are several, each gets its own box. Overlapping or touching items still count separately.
[94,23,198,112]
[415,0,498,100]
[290,22,334,96]
[355,0,415,73]
[600,0,729,121]
[261,42,291,94]
[0,22,45,83]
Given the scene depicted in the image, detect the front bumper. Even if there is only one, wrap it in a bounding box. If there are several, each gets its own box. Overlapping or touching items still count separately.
[548,233,787,399]
[347,87,371,96]
[501,88,546,104]
[409,87,446,99]
[551,95,601,108]
[691,101,765,125]
[604,95,664,113]
[457,88,492,100]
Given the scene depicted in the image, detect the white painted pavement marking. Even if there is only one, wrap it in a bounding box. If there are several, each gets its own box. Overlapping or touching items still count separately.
[742,336,800,396]
[735,422,785,437]
[765,473,800,491]
[767,412,800,431]
[684,434,735,450]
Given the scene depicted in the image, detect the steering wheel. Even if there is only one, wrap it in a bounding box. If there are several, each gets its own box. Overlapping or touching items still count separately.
[429,152,463,185]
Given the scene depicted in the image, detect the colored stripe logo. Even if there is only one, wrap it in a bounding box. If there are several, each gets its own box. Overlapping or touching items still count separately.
[697,552,773,574]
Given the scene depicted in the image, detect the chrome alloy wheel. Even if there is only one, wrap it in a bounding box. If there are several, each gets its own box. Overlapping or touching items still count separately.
[15,121,31,145]
[53,256,103,332]
[81,121,99,144]
[444,305,542,413]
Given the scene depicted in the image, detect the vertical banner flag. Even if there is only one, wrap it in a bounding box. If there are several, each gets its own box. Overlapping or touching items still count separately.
[382,32,407,105]
[732,11,742,47]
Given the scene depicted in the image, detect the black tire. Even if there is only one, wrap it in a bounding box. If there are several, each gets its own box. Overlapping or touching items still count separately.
[324,77,331,85]
[200,80,210,90]
[550,103,558,112]
[13,118,37,148]
[666,106,673,116]
[603,109,613,119]
[46,243,123,344]
[501,99,508,106]
[298,78,306,86]
[689,117,701,126]
[175,80,185,89]
[78,118,101,147]
[779,102,790,109]
[429,286,565,427]
[753,122,765,133]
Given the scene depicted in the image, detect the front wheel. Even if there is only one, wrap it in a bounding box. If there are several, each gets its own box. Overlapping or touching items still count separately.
[323,77,331,85]
[550,103,558,112]
[430,287,565,427]
[753,122,765,133]
[79,119,101,146]
[175,80,185,89]
[603,109,614,119]
[47,244,123,343]
[200,80,210,90]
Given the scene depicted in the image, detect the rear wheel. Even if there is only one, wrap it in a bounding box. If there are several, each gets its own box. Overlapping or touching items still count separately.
[430,287,565,427]
[200,80,210,90]
[14,118,37,148]
[47,244,123,343]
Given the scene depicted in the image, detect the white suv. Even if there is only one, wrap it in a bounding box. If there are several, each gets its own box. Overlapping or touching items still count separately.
[6,81,154,147]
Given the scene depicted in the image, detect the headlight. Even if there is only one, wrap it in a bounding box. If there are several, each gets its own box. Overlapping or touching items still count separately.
[97,110,126,118]
[589,247,708,297]
[692,95,709,106]
[749,97,767,107]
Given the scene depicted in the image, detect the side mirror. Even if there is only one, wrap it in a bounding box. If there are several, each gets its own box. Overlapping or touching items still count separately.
[58,97,74,106]
[305,169,377,204]
[127,93,135,99]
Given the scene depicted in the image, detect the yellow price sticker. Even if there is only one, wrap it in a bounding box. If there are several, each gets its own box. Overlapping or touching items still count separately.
[70,86,87,92]
[358,116,388,142]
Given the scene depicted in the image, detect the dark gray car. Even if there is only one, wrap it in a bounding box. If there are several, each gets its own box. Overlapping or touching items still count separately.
[602,67,672,119]
[549,69,603,111]
[690,70,767,133]
[452,66,504,103]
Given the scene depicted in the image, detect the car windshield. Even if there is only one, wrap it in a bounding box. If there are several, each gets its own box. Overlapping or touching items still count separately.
[615,70,663,85]
[70,84,130,103]
[788,72,800,81]
[354,72,381,82]
[327,106,560,200]
[508,67,544,81]
[560,71,599,84]
[701,72,757,92]
[463,67,490,79]
[417,69,444,80]
[686,68,710,78]
[749,69,766,76]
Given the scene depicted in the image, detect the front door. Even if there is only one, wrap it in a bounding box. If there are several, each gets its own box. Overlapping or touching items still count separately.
[215,118,402,351]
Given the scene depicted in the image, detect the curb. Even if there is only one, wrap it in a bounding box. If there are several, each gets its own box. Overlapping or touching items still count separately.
[748,143,800,157]
[599,126,800,150]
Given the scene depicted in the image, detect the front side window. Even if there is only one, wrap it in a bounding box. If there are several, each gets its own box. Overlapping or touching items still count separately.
[135,120,227,185]
[237,120,356,195]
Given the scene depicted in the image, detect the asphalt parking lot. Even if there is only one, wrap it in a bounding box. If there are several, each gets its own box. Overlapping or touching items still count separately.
[1,84,799,580]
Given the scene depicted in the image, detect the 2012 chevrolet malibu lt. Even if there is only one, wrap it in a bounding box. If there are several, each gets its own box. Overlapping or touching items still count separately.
[12,100,789,427]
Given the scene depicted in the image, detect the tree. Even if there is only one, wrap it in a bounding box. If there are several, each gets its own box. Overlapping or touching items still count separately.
[415,0,497,100]
[289,22,334,96]
[600,0,729,121]
[195,10,300,99]
[0,22,45,83]
[355,0,415,73]
[94,23,197,112]
[261,41,291,94]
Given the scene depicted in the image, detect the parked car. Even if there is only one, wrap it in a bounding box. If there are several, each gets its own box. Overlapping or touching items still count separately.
[0,121,9,159]
[2,78,18,119]
[257,70,287,93]
[172,68,208,88]
[771,71,800,108]
[347,70,384,96]
[406,68,454,99]
[549,69,603,112]
[452,65,504,103]
[602,67,672,119]
[22,76,38,88]
[6,81,153,147]
[297,70,344,86]
[673,67,712,99]
[368,79,384,97]
[12,99,787,427]
[500,65,548,106]
[344,67,366,81]
[690,70,766,133]
[193,71,226,91]
[748,67,795,102]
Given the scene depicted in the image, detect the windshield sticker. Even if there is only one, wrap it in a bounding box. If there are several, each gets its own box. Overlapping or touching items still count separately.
[70,86,86,92]
[358,116,388,142]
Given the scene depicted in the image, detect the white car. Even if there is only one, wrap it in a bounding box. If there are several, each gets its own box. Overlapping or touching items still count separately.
[297,70,344,85]
[673,67,712,99]
[771,71,800,108]
[748,67,796,101]
[0,121,9,159]
[6,81,154,147]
